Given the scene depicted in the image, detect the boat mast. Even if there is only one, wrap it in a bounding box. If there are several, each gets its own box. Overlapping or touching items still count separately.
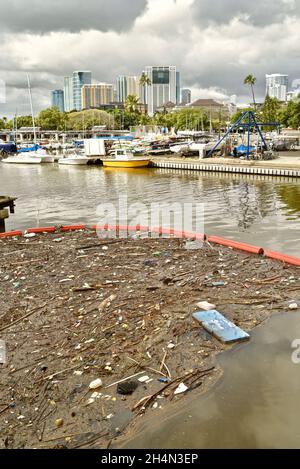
[14,109,18,147]
[27,74,37,145]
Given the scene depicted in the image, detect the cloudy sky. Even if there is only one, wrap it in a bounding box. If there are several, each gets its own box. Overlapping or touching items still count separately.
[0,0,300,117]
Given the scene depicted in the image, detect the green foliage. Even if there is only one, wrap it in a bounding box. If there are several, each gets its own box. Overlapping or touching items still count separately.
[261,96,281,128]
[244,74,257,109]
[139,72,152,87]
[173,108,210,130]
[230,108,253,124]
[124,95,140,114]
[139,73,151,104]
[6,96,300,132]
[6,115,33,129]
[67,109,112,130]
[279,100,300,129]
[37,107,68,130]
[244,75,257,87]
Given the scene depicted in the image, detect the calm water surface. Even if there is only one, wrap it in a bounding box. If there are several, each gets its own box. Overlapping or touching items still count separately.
[0,163,300,255]
[120,312,300,449]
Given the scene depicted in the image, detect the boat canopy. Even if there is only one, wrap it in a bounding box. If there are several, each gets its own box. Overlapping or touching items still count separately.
[94,136,134,141]
[17,144,40,153]
[0,142,17,153]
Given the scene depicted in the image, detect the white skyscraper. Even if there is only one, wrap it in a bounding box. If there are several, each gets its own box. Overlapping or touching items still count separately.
[64,77,73,112]
[266,74,289,102]
[144,66,177,116]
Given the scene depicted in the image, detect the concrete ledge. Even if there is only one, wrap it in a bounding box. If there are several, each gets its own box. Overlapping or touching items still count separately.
[150,159,300,178]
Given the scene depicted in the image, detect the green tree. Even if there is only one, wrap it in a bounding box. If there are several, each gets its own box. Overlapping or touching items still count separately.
[6,115,33,129]
[138,113,152,125]
[261,95,280,128]
[172,108,209,130]
[231,108,257,124]
[67,109,112,131]
[139,72,152,104]
[37,107,68,130]
[279,100,300,129]
[124,95,140,114]
[244,74,257,109]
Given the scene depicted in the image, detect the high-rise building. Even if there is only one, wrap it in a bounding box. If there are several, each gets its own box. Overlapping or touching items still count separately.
[266,74,289,102]
[51,89,64,112]
[81,83,114,109]
[181,88,191,105]
[116,75,140,102]
[117,76,127,103]
[64,77,73,112]
[287,88,300,101]
[72,71,92,111]
[176,72,181,105]
[144,66,177,116]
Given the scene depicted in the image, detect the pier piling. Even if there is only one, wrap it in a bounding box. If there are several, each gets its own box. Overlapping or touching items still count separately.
[0,197,17,233]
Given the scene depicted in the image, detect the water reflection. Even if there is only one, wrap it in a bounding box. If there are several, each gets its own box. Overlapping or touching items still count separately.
[276,185,300,217]
[0,164,299,255]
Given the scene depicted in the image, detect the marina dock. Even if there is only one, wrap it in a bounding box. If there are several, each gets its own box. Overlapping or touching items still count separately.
[150,155,300,178]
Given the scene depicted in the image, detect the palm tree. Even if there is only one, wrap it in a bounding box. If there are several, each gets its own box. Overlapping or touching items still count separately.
[139,72,152,105]
[124,94,140,114]
[244,74,257,110]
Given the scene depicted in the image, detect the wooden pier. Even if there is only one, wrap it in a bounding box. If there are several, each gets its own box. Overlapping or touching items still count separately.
[0,197,17,233]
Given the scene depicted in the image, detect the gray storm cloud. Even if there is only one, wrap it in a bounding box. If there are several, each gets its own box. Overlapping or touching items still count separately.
[0,0,147,33]
[0,0,300,116]
[191,0,300,26]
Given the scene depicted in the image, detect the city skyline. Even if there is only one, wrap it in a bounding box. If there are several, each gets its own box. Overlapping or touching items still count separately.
[1,0,300,116]
[51,66,296,115]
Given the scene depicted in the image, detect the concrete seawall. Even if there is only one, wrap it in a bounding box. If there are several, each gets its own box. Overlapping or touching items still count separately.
[150,158,300,178]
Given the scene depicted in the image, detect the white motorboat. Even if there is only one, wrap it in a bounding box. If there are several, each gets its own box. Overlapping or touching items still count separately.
[25,149,54,163]
[59,154,89,165]
[2,155,42,164]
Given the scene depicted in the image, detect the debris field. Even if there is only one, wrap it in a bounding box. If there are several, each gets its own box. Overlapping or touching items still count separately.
[0,230,299,448]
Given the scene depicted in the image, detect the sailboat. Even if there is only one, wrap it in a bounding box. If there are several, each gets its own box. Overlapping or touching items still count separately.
[2,75,52,164]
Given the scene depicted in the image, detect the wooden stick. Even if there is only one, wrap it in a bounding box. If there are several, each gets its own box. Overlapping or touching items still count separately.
[0,302,48,333]
[127,356,168,378]
[160,351,167,372]
[76,239,124,250]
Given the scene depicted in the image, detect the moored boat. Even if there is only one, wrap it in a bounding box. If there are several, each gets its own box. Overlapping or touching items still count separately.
[59,154,89,165]
[103,149,150,168]
[2,155,42,164]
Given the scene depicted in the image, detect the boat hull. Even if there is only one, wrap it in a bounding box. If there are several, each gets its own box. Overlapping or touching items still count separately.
[2,157,42,164]
[103,159,150,168]
[59,158,89,165]
[38,156,55,163]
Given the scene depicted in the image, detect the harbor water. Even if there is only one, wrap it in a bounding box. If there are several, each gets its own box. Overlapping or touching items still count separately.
[0,163,300,256]
[119,311,300,449]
